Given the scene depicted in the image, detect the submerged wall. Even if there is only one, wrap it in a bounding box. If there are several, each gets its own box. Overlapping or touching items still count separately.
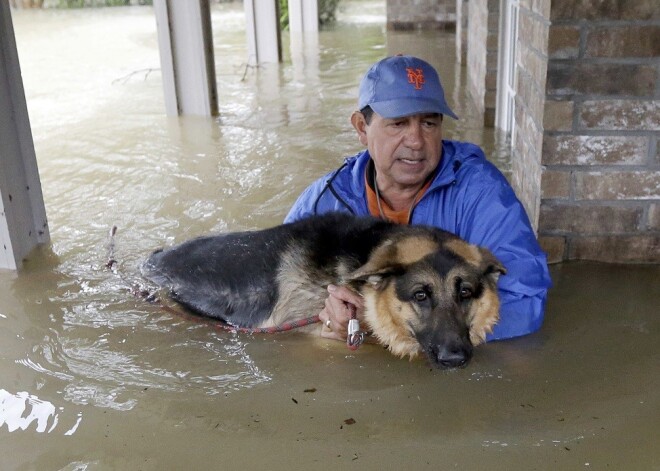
[387,0,456,30]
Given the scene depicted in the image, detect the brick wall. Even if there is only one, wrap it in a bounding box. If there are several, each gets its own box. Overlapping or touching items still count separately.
[510,0,550,228]
[387,0,457,30]
[539,0,660,263]
[466,0,499,126]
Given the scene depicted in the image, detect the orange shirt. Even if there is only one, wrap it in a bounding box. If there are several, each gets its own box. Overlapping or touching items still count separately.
[365,169,433,224]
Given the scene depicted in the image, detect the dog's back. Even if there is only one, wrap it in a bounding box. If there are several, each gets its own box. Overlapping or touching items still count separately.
[142,213,395,326]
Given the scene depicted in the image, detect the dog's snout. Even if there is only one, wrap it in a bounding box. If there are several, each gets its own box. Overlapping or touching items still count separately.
[431,343,472,369]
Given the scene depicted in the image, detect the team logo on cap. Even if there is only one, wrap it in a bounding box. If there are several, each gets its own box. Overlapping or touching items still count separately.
[406,67,425,90]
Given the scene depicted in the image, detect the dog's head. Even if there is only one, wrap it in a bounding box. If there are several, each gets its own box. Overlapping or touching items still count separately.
[346,232,506,369]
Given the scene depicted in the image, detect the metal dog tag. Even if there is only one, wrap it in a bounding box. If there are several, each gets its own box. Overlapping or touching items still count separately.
[347,318,365,350]
[348,318,360,336]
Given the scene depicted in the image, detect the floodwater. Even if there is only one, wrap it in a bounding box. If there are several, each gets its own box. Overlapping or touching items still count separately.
[2,2,659,469]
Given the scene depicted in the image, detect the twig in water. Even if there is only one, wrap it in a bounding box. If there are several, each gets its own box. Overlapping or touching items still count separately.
[112,68,159,85]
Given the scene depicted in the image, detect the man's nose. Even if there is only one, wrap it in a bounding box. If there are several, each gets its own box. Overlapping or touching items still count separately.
[404,123,424,149]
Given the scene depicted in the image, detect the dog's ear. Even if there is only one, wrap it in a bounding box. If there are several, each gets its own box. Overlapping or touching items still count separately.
[345,241,402,291]
[345,264,401,291]
[477,247,507,283]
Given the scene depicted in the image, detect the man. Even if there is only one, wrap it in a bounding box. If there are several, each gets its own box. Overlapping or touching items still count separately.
[285,55,551,343]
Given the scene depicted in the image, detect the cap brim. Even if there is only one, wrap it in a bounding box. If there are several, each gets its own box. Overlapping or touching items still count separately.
[370,99,459,120]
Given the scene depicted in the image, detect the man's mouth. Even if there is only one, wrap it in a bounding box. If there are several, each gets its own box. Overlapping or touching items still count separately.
[399,158,424,165]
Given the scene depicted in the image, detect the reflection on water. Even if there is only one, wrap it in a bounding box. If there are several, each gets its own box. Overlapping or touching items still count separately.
[0,389,81,435]
[0,389,57,433]
[1,2,658,469]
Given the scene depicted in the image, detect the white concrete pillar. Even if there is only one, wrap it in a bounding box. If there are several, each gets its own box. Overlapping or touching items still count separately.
[244,0,282,65]
[153,0,218,116]
[455,0,468,63]
[0,0,50,270]
[288,0,319,115]
[288,0,318,33]
[290,30,320,113]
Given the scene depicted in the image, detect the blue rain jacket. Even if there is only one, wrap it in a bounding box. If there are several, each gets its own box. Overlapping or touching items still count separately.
[285,140,552,341]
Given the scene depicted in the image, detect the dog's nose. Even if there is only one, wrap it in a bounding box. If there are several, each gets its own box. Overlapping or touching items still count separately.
[433,344,470,368]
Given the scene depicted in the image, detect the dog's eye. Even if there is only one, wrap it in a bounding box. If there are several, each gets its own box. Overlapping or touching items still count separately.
[459,286,473,299]
[413,290,428,302]
[455,278,475,300]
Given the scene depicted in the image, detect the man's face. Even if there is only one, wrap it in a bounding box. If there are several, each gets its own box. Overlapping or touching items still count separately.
[353,111,443,190]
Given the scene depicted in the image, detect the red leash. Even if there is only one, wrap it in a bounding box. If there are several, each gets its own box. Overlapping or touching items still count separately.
[139,286,364,349]
[150,290,365,350]
[221,314,321,334]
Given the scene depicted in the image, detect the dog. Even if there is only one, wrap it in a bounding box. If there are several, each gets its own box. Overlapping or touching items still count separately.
[142,213,506,368]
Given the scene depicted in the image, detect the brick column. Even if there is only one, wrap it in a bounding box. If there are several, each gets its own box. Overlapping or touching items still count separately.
[466,0,499,126]
[509,0,551,228]
[539,0,659,263]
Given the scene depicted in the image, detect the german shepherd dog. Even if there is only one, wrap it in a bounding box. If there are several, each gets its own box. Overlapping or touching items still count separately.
[142,213,506,368]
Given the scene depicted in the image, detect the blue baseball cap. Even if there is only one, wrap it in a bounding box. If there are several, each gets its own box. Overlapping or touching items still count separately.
[358,55,458,120]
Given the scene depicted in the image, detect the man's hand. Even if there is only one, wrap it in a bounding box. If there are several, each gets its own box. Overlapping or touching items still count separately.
[319,284,364,341]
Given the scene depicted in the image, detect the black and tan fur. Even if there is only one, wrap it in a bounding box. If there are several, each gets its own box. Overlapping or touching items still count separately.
[142,213,506,368]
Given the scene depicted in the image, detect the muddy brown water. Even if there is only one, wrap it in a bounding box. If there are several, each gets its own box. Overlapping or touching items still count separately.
[2,2,659,470]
